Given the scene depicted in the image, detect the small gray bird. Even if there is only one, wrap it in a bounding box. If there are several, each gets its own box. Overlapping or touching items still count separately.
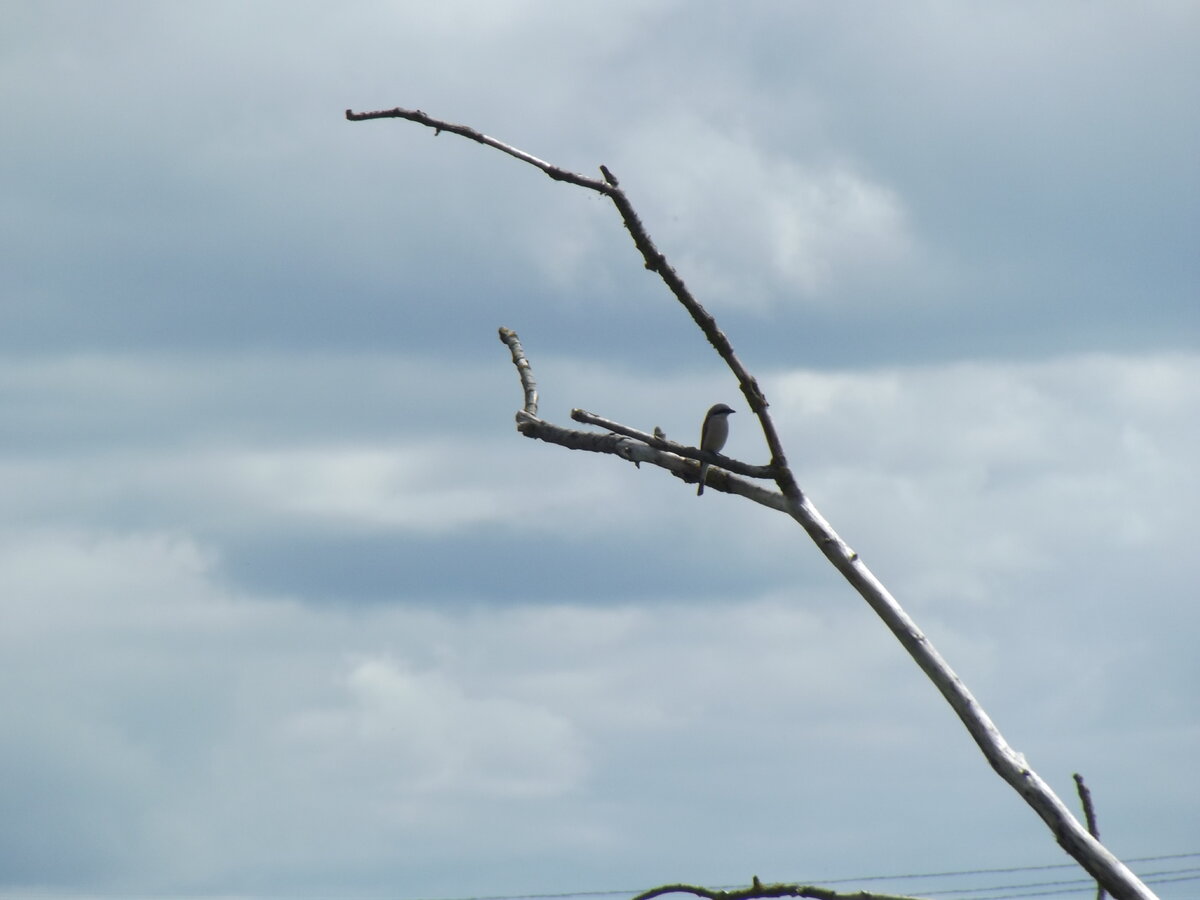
[697,403,735,495]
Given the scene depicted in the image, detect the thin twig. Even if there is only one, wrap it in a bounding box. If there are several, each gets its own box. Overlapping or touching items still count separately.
[498,327,538,416]
[1075,773,1107,900]
[570,407,776,479]
[1074,773,1101,840]
[496,331,783,504]
[346,107,611,193]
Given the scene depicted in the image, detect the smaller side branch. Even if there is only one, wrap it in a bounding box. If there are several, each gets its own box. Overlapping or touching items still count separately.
[347,105,795,493]
[1073,773,1101,841]
[1074,773,1107,900]
[498,327,538,416]
[346,107,611,193]
[571,408,775,480]
[498,329,784,507]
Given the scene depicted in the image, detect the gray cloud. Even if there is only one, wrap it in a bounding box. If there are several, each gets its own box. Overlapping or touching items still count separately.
[2,3,1198,898]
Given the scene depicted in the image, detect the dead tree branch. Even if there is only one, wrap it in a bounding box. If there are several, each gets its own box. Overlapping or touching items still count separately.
[348,105,1157,900]
[348,106,790,491]
[497,329,783,503]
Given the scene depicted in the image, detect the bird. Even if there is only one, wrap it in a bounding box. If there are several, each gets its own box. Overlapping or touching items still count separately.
[697,403,735,495]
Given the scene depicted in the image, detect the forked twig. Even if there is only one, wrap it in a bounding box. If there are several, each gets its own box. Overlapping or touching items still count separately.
[496,328,781,501]
[348,106,792,492]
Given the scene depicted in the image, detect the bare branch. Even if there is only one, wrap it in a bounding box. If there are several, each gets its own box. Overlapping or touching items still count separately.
[570,408,776,480]
[778,483,1152,898]
[349,106,796,496]
[498,327,538,416]
[1074,773,1107,900]
[352,105,1158,900]
[1073,773,1101,840]
[346,107,611,193]
[496,330,784,506]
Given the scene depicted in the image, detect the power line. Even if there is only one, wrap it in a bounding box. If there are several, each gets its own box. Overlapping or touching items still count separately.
[915,864,1200,899]
[8,852,1195,900]
[402,851,1200,900]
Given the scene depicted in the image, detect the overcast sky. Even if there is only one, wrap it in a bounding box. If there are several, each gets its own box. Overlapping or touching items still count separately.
[2,3,1198,899]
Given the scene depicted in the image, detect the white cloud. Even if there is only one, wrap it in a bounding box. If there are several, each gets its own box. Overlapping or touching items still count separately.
[612,113,918,309]
[0,525,934,894]
[781,347,1191,614]
[288,654,589,798]
[3,340,1198,894]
